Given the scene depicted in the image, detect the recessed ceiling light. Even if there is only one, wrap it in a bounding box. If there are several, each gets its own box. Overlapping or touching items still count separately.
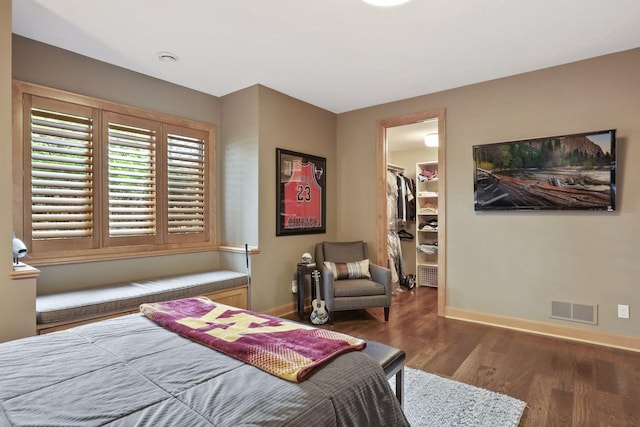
[362,0,411,7]
[157,52,179,63]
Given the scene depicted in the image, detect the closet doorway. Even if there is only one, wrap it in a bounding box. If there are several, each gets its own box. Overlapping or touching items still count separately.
[375,109,446,316]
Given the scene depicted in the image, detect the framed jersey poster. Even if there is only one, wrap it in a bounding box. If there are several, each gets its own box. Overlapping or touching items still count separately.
[276,148,326,236]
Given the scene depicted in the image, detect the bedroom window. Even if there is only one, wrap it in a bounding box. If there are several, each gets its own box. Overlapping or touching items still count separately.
[13,81,216,265]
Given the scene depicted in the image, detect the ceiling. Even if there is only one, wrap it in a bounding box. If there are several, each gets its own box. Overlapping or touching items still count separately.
[387,120,438,152]
[12,0,640,114]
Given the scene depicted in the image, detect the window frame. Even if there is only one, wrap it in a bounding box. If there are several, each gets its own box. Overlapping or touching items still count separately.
[12,80,217,266]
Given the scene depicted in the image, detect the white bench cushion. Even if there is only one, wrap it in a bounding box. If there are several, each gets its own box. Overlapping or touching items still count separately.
[36,270,248,325]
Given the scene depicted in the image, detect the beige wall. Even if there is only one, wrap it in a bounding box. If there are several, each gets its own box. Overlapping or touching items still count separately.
[337,48,640,339]
[218,84,338,313]
[0,0,11,321]
[2,0,37,342]
[219,86,260,249]
[252,86,336,312]
[12,36,220,124]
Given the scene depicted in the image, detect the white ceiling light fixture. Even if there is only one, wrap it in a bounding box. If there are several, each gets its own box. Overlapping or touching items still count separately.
[424,133,439,147]
[157,51,180,63]
[362,0,411,7]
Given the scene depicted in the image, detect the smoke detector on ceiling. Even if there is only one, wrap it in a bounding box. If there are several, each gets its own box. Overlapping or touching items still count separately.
[157,52,180,63]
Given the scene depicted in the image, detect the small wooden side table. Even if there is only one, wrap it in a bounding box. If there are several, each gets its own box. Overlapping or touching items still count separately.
[296,263,318,319]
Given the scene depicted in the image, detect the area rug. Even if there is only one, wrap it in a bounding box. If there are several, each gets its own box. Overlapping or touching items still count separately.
[390,367,526,426]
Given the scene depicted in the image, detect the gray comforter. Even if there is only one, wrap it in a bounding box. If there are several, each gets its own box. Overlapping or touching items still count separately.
[0,314,408,426]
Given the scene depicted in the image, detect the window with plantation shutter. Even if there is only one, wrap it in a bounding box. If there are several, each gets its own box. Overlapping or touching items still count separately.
[166,126,208,241]
[31,108,94,240]
[27,96,99,253]
[105,114,158,243]
[14,81,216,264]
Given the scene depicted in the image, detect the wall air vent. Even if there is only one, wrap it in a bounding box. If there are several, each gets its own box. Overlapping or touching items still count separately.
[550,301,598,325]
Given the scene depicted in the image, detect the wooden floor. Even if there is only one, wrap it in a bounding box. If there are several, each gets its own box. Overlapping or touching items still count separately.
[292,286,640,426]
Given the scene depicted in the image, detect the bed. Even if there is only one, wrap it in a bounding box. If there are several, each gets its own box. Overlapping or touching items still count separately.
[0,305,408,426]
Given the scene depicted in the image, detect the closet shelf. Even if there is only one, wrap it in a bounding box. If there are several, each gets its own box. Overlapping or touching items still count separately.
[416,161,439,288]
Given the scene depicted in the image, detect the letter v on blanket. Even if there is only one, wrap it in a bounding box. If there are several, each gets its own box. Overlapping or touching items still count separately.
[176,305,315,342]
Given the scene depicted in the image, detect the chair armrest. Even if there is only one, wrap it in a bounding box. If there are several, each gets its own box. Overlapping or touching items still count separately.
[370,263,393,304]
[319,265,335,310]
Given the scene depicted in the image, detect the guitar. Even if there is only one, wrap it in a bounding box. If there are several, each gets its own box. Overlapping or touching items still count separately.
[310,270,328,325]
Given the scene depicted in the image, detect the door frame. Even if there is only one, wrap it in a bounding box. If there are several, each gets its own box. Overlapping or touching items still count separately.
[375,108,447,316]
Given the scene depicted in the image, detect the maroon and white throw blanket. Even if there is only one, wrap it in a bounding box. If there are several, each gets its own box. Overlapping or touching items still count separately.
[140,297,366,382]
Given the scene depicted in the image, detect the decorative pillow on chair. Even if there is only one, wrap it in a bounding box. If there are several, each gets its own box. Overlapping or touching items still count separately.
[324,259,371,280]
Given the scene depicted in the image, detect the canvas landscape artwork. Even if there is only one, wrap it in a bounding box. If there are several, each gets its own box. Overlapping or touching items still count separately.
[473,129,616,211]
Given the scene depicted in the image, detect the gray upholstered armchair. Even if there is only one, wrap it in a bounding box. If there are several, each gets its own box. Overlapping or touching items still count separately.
[315,241,392,322]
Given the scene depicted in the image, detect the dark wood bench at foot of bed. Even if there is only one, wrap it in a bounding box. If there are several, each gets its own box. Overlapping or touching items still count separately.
[363,340,406,407]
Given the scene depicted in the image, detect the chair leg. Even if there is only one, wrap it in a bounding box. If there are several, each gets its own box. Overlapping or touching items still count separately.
[384,307,389,322]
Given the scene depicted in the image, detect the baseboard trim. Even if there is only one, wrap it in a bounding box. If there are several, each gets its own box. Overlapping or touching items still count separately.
[446,306,640,353]
[262,301,299,318]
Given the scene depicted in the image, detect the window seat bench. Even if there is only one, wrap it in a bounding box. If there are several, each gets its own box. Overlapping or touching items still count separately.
[35,270,249,334]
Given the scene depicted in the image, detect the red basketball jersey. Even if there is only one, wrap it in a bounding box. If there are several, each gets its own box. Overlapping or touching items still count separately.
[283,160,322,229]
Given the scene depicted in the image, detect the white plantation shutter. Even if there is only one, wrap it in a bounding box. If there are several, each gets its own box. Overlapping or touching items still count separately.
[106,114,158,240]
[29,104,95,242]
[166,127,208,239]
